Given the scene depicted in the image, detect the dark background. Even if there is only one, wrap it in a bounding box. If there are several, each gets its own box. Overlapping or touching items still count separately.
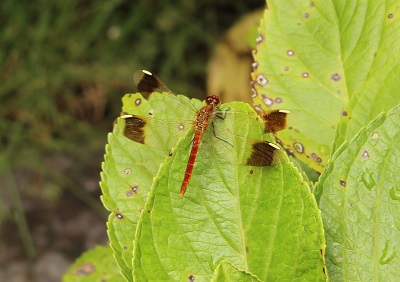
[0,1,263,281]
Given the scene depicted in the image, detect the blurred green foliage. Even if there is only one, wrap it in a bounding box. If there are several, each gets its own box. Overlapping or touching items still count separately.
[0,0,262,254]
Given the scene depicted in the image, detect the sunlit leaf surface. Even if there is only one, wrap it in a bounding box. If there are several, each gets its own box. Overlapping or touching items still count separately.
[212,261,261,281]
[315,105,400,280]
[252,0,400,173]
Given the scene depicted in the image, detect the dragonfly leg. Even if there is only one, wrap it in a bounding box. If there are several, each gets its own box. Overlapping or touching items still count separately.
[185,138,194,149]
[215,107,230,120]
[211,121,233,147]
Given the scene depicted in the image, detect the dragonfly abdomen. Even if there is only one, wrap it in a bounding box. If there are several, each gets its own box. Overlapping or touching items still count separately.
[180,130,204,196]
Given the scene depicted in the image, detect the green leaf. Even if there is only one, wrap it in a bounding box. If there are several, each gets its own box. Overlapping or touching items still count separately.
[212,261,261,282]
[62,245,125,282]
[332,1,400,151]
[314,105,400,280]
[252,0,400,173]
[130,99,326,281]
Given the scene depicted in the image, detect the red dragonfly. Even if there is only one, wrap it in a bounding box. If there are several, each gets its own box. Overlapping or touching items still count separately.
[121,70,289,197]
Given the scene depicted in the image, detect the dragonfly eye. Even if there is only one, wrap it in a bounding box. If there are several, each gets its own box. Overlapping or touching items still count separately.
[212,95,220,105]
[205,95,220,105]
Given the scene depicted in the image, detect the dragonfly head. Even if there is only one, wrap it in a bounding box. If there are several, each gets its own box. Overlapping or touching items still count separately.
[205,95,220,107]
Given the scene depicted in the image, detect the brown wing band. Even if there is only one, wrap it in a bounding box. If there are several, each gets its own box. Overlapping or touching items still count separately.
[246,142,278,166]
[123,116,146,144]
[262,110,288,133]
[133,70,172,99]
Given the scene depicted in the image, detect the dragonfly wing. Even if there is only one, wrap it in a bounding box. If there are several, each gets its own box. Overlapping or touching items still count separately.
[207,109,283,167]
[261,110,290,133]
[122,114,146,144]
[213,109,289,135]
[133,70,173,98]
[245,141,281,166]
[120,93,197,152]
